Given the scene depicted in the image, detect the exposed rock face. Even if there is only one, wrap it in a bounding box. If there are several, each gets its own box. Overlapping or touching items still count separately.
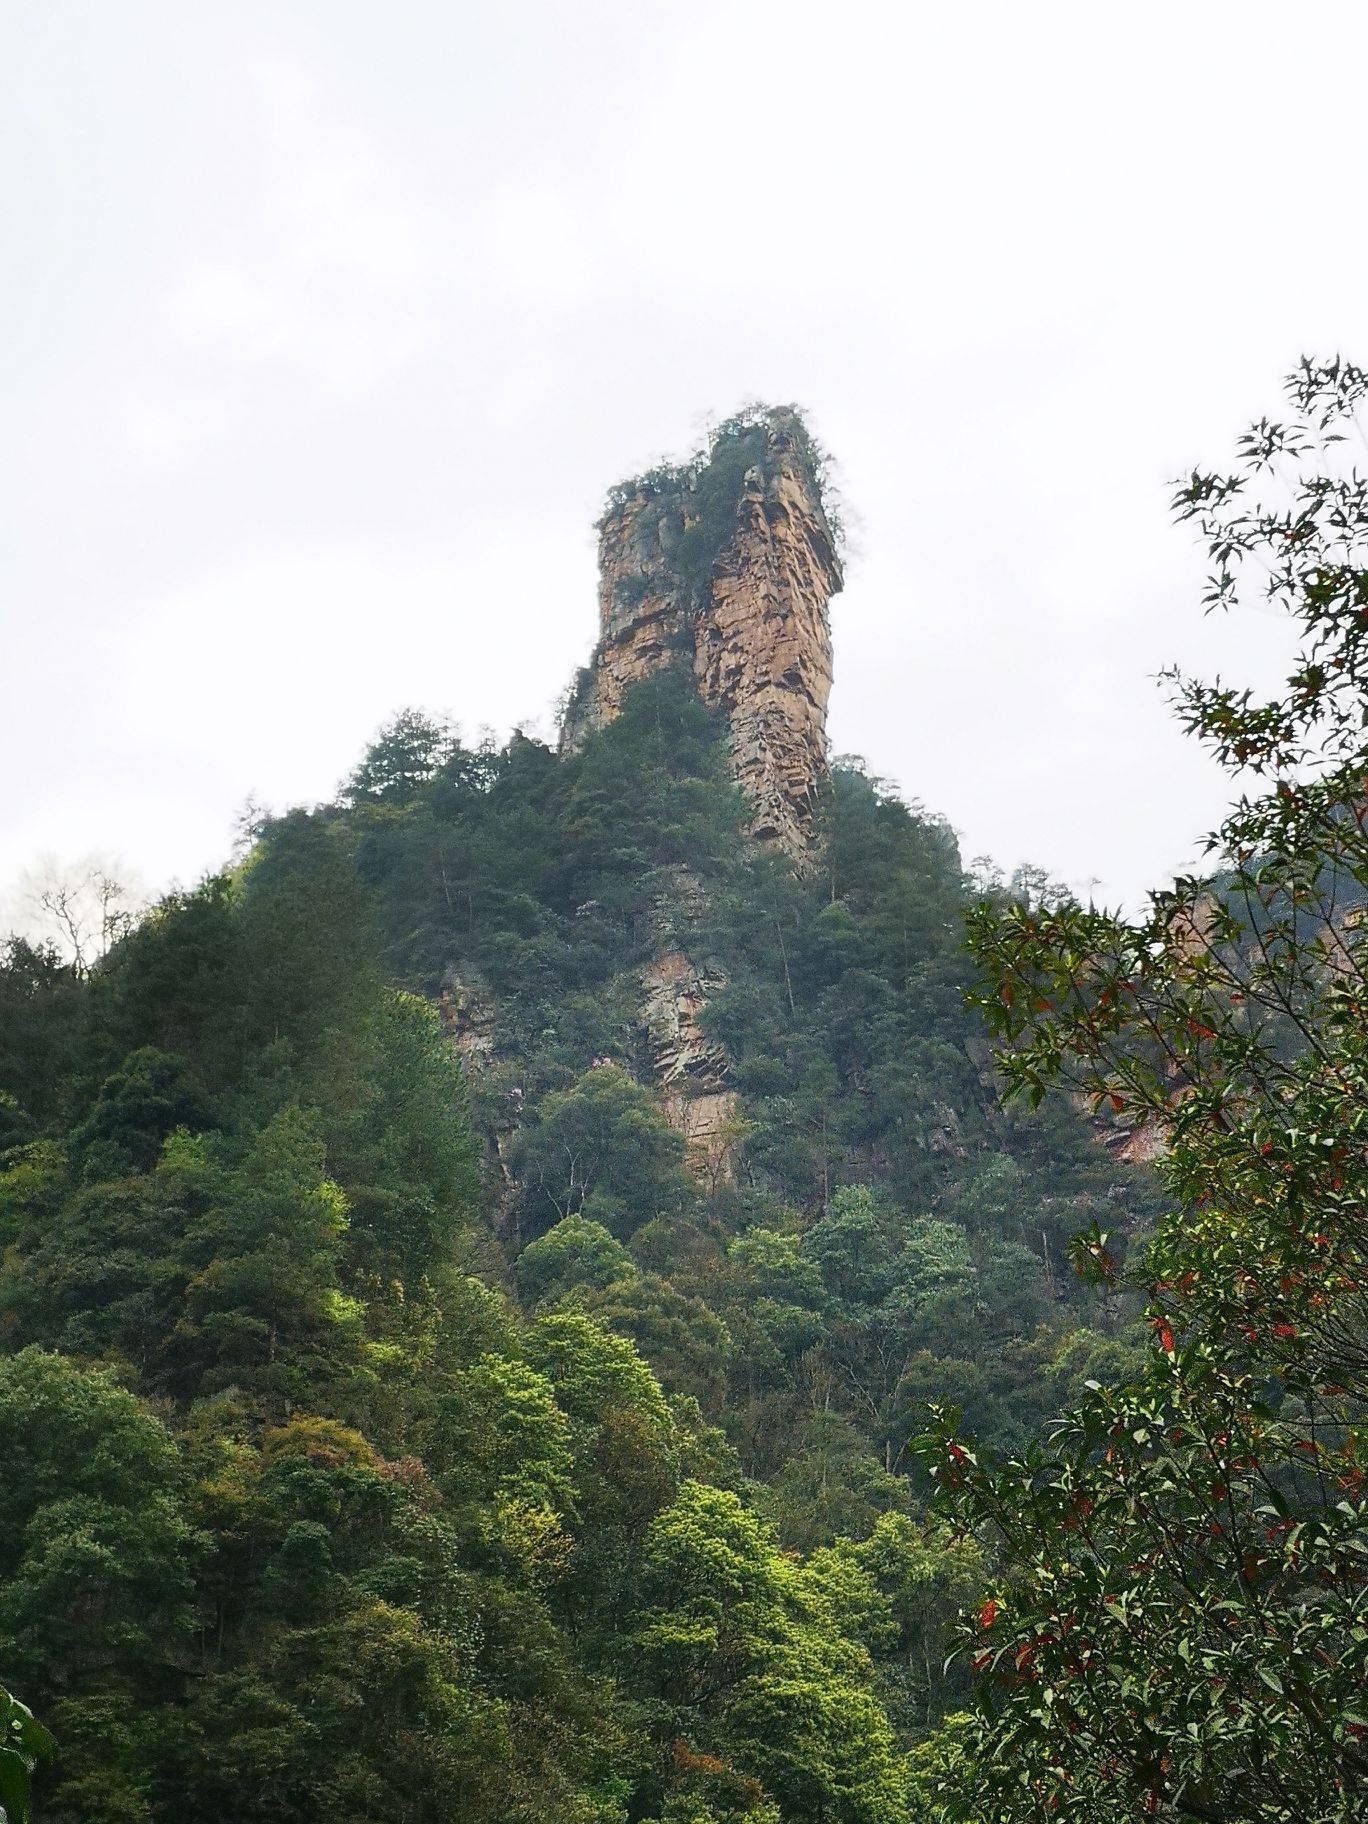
[555,412,842,1176]
[637,867,742,1183]
[436,969,496,1068]
[565,413,843,862]
[641,944,740,1184]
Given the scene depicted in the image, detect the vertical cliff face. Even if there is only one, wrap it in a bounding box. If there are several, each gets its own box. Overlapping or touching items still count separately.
[564,410,843,861]
[641,942,740,1181]
[635,865,745,1183]
[553,410,843,1178]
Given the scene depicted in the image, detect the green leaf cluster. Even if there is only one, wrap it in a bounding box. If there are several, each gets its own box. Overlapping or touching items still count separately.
[921,358,1368,1824]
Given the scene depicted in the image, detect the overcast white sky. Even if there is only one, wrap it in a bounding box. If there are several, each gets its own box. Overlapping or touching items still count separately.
[4,0,1364,929]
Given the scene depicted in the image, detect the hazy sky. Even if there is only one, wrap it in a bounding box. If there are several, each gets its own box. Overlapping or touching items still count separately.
[4,0,1365,931]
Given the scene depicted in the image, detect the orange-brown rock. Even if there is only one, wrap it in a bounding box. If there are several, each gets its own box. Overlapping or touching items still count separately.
[565,412,843,862]
[641,942,741,1184]
[633,867,742,1183]
[558,412,842,1174]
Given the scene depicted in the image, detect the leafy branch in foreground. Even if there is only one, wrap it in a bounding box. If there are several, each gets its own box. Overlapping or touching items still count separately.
[914,359,1368,1824]
[0,1687,54,1824]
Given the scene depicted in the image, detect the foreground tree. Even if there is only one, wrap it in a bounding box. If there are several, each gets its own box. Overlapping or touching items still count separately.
[0,1684,55,1824]
[916,359,1368,1822]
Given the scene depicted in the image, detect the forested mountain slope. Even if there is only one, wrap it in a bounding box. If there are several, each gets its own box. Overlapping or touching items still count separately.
[0,413,1162,1823]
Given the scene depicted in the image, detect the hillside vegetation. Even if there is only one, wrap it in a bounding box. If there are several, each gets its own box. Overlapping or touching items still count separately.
[0,665,1155,1823]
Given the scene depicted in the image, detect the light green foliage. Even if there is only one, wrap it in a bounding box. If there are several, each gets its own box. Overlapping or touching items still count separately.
[426,1351,574,1520]
[646,1799,780,1824]
[902,1712,980,1824]
[522,1214,733,1410]
[729,1225,824,1307]
[527,1307,675,1439]
[575,1271,731,1413]
[851,1515,985,1736]
[174,1113,360,1407]
[515,1215,634,1304]
[634,1481,913,1823]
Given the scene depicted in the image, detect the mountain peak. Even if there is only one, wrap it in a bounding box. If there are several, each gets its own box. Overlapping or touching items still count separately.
[562,407,844,859]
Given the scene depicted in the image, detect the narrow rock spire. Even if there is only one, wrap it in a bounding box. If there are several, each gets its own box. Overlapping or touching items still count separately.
[563,408,843,860]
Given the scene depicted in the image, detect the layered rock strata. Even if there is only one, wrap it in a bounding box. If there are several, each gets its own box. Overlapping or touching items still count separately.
[641,947,738,1176]
[560,416,842,1170]
[638,866,742,1185]
[564,414,843,862]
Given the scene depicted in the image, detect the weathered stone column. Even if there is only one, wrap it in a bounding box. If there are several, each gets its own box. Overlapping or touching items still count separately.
[564,411,843,862]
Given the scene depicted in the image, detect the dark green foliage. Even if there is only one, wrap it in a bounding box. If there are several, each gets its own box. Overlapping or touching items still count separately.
[915,360,1368,1824]
[342,708,456,806]
[511,1065,693,1239]
[0,611,1154,1819]
[668,424,768,598]
[72,1046,213,1176]
[0,1349,197,1819]
[0,1682,56,1824]
[0,937,86,1136]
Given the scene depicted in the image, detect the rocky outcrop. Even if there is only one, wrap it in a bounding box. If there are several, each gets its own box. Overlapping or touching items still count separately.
[641,945,740,1184]
[637,868,742,1183]
[564,410,843,862]
[555,411,842,1175]
[436,969,496,1068]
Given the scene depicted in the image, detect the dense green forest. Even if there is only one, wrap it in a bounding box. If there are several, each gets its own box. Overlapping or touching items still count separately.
[13,363,1364,1824]
[0,655,1159,1821]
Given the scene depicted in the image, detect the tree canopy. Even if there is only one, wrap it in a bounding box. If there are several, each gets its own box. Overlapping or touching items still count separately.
[917,358,1368,1824]
[0,412,1193,1818]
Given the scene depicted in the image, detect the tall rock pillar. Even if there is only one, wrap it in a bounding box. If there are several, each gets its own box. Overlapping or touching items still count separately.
[564,410,843,861]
